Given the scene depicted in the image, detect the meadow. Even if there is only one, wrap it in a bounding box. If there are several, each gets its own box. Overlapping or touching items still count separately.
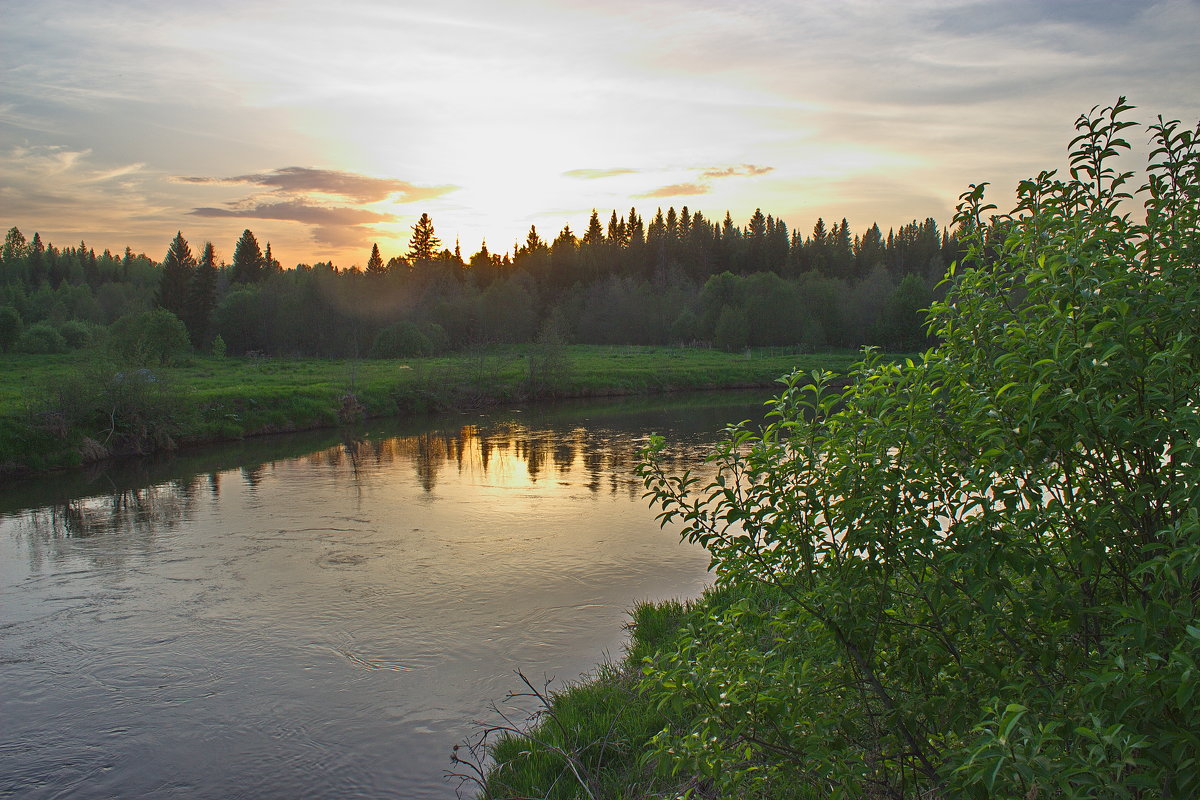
[0,345,867,474]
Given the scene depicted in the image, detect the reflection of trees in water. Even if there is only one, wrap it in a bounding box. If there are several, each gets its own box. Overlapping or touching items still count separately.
[242,421,714,496]
[241,464,266,488]
[11,480,198,572]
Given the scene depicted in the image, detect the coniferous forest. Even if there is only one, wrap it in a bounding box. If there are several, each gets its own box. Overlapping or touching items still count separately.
[0,207,961,360]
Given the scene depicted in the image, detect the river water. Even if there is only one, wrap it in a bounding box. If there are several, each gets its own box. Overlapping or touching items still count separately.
[0,392,764,800]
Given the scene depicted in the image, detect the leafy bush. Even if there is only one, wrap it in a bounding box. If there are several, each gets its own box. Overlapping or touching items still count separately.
[57,319,98,350]
[108,308,191,365]
[370,320,433,358]
[15,321,68,354]
[640,101,1200,797]
[30,365,187,455]
[712,305,749,352]
[0,305,21,352]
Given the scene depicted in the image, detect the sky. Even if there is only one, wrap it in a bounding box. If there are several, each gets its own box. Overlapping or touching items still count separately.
[2,0,1198,268]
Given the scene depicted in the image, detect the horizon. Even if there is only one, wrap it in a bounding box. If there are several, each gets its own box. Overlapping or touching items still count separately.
[3,0,1198,268]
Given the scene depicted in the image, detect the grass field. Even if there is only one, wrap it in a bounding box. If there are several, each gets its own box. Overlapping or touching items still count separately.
[0,345,873,474]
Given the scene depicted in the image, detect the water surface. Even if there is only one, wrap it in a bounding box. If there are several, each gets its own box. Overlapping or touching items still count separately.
[0,393,764,799]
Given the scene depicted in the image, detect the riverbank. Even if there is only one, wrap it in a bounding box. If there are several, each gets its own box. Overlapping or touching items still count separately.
[0,345,866,476]
[467,589,762,799]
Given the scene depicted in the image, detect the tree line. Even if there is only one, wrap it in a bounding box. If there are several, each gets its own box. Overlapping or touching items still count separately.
[0,205,963,359]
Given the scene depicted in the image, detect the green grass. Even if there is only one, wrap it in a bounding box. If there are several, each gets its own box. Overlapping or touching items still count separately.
[0,345,875,475]
[473,599,695,800]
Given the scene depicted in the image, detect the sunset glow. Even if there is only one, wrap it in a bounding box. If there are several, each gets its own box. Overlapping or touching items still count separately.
[3,0,1198,266]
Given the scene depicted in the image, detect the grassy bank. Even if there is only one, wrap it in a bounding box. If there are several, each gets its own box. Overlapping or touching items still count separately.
[0,345,866,475]
[456,597,696,800]
[463,586,790,800]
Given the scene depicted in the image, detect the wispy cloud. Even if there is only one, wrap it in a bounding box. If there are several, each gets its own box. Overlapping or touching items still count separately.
[700,164,774,179]
[175,167,455,204]
[633,164,774,199]
[636,182,711,198]
[189,200,392,226]
[562,167,640,179]
[189,200,395,248]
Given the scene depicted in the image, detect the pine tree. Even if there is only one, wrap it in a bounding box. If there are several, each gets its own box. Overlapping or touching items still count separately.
[231,229,264,283]
[366,243,386,275]
[157,231,195,317]
[28,232,45,285]
[627,208,645,248]
[583,210,605,246]
[525,225,546,253]
[406,214,441,262]
[186,241,219,347]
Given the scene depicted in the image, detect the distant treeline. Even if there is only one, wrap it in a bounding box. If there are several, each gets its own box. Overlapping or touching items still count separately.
[0,206,963,358]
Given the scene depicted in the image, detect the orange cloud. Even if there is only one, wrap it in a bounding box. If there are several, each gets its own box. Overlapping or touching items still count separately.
[636,182,710,198]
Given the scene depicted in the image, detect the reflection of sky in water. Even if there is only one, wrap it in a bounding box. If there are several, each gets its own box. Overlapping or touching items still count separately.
[0,398,756,800]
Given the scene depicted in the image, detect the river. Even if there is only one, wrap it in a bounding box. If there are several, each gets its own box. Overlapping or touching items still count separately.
[0,392,765,800]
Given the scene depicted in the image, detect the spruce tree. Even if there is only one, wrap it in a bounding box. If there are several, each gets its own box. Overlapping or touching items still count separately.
[231,229,264,283]
[406,214,440,262]
[264,242,279,273]
[366,243,386,275]
[186,241,219,347]
[157,231,195,318]
[582,210,604,246]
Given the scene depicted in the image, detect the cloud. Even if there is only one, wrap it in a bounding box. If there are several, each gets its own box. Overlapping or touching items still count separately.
[175,167,456,204]
[700,164,774,179]
[562,167,640,179]
[636,182,711,198]
[189,200,398,248]
[189,200,391,225]
[631,163,774,199]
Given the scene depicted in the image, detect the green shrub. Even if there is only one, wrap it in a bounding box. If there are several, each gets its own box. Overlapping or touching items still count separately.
[0,305,20,352]
[639,101,1200,797]
[108,308,191,365]
[57,319,97,350]
[712,305,749,352]
[370,320,432,358]
[15,321,68,354]
[30,365,187,455]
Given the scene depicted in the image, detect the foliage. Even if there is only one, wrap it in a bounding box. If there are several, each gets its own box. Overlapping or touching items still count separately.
[455,600,694,800]
[407,212,441,262]
[231,228,265,283]
[30,364,188,456]
[15,320,68,354]
[370,320,434,358]
[639,101,1200,797]
[56,318,98,349]
[185,241,219,346]
[871,272,933,350]
[0,305,21,352]
[212,287,270,354]
[0,347,872,473]
[713,305,750,352]
[156,230,195,318]
[108,308,192,365]
[527,312,573,395]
